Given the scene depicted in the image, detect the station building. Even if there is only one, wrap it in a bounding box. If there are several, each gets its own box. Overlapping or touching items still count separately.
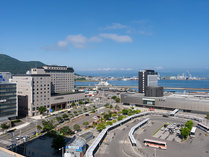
[121,92,209,113]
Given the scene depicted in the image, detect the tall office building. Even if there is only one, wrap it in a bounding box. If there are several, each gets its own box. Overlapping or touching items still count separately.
[31,65,74,94]
[0,72,17,122]
[138,70,158,93]
[12,74,51,116]
[13,66,85,117]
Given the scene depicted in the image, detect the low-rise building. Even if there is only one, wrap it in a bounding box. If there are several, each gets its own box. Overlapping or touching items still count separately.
[121,92,209,113]
[65,136,87,157]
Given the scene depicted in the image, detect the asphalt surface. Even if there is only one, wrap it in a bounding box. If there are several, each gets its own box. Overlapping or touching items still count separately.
[94,115,209,157]
[95,117,148,157]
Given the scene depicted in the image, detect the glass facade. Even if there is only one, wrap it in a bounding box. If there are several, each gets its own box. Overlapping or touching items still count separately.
[0,83,17,118]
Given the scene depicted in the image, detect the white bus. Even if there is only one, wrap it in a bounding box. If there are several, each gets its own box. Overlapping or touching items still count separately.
[190,127,196,137]
[144,139,167,149]
[197,123,209,133]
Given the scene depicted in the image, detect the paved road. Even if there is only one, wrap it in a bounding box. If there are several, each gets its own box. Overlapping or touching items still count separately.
[94,115,209,157]
[0,102,107,148]
[95,117,147,157]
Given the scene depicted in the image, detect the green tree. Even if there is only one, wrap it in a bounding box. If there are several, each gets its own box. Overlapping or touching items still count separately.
[206,113,209,119]
[56,116,63,123]
[185,120,194,130]
[104,103,109,108]
[91,109,96,113]
[118,115,123,121]
[115,98,120,103]
[122,109,129,115]
[73,124,80,131]
[115,105,120,110]
[83,107,87,111]
[180,127,190,139]
[71,102,76,108]
[37,125,42,133]
[109,104,113,108]
[60,126,74,135]
[38,106,47,114]
[104,113,111,120]
[79,101,84,105]
[111,96,117,100]
[96,123,106,132]
[83,121,89,128]
[62,114,69,120]
[106,121,113,126]
[51,135,66,151]
[42,120,54,132]
[1,123,9,131]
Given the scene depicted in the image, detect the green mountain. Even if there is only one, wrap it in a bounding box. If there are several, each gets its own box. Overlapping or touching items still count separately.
[0,54,45,74]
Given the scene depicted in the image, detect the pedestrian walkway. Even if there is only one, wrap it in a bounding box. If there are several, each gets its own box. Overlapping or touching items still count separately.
[0,122,30,135]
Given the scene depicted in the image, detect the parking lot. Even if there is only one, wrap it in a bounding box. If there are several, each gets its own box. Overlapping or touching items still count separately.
[153,122,183,143]
[135,116,209,157]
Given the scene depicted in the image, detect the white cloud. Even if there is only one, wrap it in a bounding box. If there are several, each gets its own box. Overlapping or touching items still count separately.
[100,33,132,42]
[154,66,164,70]
[103,23,127,30]
[57,40,68,48]
[89,36,102,42]
[65,34,87,48]
[44,32,133,51]
[56,34,100,49]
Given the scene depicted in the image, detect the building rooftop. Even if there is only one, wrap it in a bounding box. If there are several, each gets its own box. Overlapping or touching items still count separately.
[66,136,86,148]
[13,74,50,77]
[34,65,74,73]
[0,147,25,157]
[123,92,209,101]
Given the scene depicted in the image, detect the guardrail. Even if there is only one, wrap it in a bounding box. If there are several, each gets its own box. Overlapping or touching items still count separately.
[128,118,149,146]
[85,111,203,157]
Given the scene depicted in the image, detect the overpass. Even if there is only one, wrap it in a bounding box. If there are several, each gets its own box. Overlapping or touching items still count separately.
[75,85,209,92]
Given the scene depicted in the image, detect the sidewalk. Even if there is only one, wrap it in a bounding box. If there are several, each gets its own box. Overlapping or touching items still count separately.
[0,122,30,135]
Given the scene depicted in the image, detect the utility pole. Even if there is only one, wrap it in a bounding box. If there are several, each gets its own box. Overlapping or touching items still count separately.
[154,148,156,157]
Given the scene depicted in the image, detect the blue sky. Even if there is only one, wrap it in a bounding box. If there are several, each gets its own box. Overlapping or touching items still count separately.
[0,0,209,73]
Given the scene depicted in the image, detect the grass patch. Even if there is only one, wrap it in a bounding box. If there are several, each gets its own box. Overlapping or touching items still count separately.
[11,119,21,123]
[152,122,170,136]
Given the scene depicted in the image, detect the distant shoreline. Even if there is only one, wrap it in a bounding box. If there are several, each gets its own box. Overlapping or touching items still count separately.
[75,80,95,82]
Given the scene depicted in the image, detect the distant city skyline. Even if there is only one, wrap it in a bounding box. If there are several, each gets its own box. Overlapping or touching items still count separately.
[0,0,209,71]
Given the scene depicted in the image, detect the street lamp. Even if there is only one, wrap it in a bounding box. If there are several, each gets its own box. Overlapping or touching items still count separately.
[59,147,64,157]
